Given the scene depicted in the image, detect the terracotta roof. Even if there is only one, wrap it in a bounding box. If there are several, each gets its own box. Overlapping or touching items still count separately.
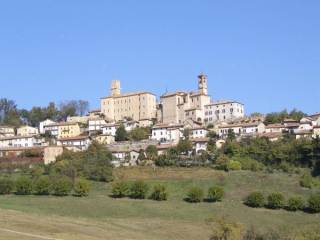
[259,132,282,138]
[156,143,177,150]
[160,91,187,98]
[0,135,39,140]
[57,135,88,141]
[191,137,209,142]
[89,109,101,113]
[101,91,155,99]
[266,124,285,129]
[295,130,312,135]
[153,123,183,129]
[46,122,79,127]
[205,100,243,106]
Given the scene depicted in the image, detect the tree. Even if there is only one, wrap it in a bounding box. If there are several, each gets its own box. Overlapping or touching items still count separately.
[227,129,236,141]
[129,180,149,199]
[0,98,17,123]
[51,177,72,196]
[177,139,192,155]
[115,125,128,142]
[0,178,14,194]
[58,100,78,120]
[73,179,91,197]
[145,145,158,160]
[150,184,168,201]
[15,176,33,195]
[129,127,149,141]
[77,100,89,116]
[34,176,51,195]
[267,192,285,209]
[186,186,204,203]
[245,192,265,208]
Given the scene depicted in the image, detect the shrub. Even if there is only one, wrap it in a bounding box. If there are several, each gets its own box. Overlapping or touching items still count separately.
[287,196,304,211]
[300,174,313,189]
[308,194,320,213]
[227,160,242,171]
[235,157,264,172]
[267,192,285,209]
[111,181,129,198]
[15,176,33,195]
[129,180,149,199]
[0,178,14,195]
[186,186,204,203]
[245,192,265,208]
[150,184,168,201]
[34,176,51,195]
[207,186,224,202]
[51,177,72,196]
[215,155,230,171]
[73,179,91,197]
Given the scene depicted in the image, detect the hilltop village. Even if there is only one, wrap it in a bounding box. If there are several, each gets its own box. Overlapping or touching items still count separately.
[0,74,319,166]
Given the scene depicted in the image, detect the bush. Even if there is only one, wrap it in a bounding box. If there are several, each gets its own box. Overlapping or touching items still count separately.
[129,180,149,199]
[308,194,320,213]
[207,186,224,202]
[34,176,51,195]
[0,178,14,195]
[51,177,72,196]
[235,157,264,172]
[111,181,129,198]
[267,192,285,209]
[300,174,313,189]
[287,196,305,211]
[227,160,242,171]
[150,184,168,201]
[15,176,33,195]
[245,192,265,208]
[186,186,204,203]
[73,179,91,197]
[215,155,230,171]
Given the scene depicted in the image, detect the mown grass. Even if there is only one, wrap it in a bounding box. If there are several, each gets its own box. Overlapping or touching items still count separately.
[0,167,319,239]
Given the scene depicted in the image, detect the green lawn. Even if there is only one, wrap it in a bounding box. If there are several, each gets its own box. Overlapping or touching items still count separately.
[0,168,319,240]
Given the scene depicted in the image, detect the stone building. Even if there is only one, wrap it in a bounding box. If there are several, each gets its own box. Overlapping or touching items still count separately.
[101,80,157,122]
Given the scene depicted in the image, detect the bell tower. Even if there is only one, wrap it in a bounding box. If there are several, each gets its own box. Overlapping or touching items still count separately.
[111,80,121,96]
[198,73,208,95]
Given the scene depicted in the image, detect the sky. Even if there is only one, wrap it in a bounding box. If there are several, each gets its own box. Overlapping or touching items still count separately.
[0,0,319,114]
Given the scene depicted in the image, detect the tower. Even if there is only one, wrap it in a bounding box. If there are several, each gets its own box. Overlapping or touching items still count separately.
[198,73,208,95]
[111,80,121,96]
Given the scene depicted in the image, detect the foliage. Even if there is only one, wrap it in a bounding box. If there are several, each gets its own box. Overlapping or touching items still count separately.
[129,127,150,141]
[0,178,14,194]
[308,194,320,213]
[155,154,176,167]
[245,192,265,208]
[266,192,285,209]
[177,139,193,155]
[34,176,51,195]
[111,181,129,198]
[186,186,204,203]
[150,184,168,201]
[287,196,305,211]
[209,218,243,240]
[51,177,72,196]
[115,125,128,141]
[215,155,230,171]
[73,179,91,197]
[233,156,264,171]
[264,109,306,125]
[227,160,242,171]
[300,174,313,188]
[15,176,33,195]
[207,186,224,202]
[145,145,158,160]
[129,180,149,199]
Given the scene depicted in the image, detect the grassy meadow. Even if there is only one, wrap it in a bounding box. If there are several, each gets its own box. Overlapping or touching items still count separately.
[0,167,319,240]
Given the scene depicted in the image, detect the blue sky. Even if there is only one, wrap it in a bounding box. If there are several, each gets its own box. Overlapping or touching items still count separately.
[0,1,319,114]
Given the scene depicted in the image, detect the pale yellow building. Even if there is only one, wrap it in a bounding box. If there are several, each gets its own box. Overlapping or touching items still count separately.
[158,74,211,124]
[17,126,39,136]
[101,80,156,122]
[57,122,81,139]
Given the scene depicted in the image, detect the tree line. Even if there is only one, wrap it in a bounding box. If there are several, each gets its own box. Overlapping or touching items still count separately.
[0,98,89,127]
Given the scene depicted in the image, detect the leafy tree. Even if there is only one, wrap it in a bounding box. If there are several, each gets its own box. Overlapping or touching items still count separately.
[51,177,72,196]
[287,196,304,211]
[308,194,320,213]
[186,186,204,203]
[15,176,33,195]
[215,155,231,171]
[245,192,265,208]
[138,150,146,161]
[115,125,128,142]
[150,184,168,201]
[129,180,149,199]
[207,186,224,202]
[227,129,236,141]
[111,181,129,198]
[177,139,192,155]
[145,145,158,160]
[0,178,14,194]
[34,176,51,195]
[129,127,149,141]
[267,192,285,209]
[73,179,91,197]
[227,160,242,171]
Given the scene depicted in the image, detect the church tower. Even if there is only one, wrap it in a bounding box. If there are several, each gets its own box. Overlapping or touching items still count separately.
[198,73,208,95]
[111,80,121,96]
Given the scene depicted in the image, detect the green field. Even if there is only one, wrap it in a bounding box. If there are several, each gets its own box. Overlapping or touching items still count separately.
[0,167,319,240]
